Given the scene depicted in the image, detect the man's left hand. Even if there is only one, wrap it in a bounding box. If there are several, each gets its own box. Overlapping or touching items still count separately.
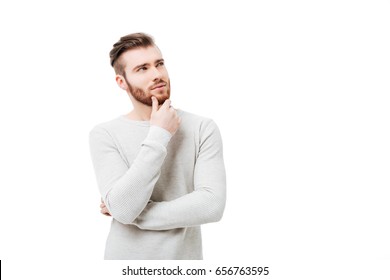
[100,199,111,216]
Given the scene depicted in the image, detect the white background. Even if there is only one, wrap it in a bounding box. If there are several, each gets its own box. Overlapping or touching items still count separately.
[0,0,389,279]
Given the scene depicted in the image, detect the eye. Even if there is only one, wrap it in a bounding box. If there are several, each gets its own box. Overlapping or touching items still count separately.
[137,66,148,72]
[156,61,165,67]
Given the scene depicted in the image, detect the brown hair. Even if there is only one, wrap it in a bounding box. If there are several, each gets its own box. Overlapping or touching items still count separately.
[109,32,155,75]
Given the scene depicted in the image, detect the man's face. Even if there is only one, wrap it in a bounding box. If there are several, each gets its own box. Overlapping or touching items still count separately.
[119,46,170,106]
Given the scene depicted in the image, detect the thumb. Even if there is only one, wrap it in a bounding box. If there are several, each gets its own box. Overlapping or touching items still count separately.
[151,96,158,113]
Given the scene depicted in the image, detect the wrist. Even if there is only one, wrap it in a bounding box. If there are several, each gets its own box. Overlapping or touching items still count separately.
[147,125,172,147]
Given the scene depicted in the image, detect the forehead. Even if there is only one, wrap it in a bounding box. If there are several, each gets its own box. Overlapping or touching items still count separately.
[120,46,163,69]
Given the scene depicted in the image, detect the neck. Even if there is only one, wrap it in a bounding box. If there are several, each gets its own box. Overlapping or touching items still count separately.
[126,100,153,121]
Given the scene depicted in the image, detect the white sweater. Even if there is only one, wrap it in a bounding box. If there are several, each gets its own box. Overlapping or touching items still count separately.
[89,110,226,260]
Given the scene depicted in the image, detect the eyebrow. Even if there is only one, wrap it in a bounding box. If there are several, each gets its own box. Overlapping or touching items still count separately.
[133,59,165,71]
[133,63,148,71]
[156,59,164,64]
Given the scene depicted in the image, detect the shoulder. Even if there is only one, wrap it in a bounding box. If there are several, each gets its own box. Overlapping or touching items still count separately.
[89,116,124,139]
[178,110,219,129]
[178,110,222,142]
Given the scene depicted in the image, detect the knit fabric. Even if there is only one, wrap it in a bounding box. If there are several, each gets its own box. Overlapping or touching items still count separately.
[89,110,226,259]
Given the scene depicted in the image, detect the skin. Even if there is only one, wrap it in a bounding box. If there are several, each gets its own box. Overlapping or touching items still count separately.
[115,46,174,121]
[100,198,111,216]
[101,45,181,215]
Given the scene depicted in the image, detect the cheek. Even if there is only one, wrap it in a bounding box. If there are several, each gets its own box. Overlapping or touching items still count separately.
[128,77,146,88]
[162,69,169,78]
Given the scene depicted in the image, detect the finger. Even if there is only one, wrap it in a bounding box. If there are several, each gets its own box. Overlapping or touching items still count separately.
[161,99,171,109]
[101,206,110,214]
[151,96,158,112]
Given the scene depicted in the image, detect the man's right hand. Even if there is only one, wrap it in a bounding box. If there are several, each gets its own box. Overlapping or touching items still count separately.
[150,96,181,135]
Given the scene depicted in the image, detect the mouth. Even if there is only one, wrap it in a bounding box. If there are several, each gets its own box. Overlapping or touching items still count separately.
[150,83,166,90]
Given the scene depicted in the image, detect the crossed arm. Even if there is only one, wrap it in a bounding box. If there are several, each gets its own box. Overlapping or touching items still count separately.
[90,101,226,230]
[97,120,226,230]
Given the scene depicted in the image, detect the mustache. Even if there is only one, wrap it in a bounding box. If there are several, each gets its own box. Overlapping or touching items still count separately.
[149,79,168,90]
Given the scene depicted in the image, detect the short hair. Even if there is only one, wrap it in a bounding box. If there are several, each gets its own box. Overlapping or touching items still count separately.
[109,32,155,75]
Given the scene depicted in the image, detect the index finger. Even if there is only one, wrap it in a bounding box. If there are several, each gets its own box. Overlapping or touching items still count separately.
[151,96,158,112]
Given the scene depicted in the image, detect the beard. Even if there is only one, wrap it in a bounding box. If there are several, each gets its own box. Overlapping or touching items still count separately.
[125,78,171,106]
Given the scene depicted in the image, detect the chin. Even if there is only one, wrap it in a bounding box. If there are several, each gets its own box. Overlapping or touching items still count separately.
[153,93,170,105]
[158,97,169,105]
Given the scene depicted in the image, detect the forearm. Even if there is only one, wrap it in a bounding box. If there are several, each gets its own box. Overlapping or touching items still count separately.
[104,145,164,224]
[133,119,227,230]
[90,126,171,224]
[134,185,226,230]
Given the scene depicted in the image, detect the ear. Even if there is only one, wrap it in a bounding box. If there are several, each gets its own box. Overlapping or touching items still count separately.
[115,75,128,91]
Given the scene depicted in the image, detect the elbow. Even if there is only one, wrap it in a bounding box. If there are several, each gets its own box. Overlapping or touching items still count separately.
[205,195,226,223]
[112,212,137,225]
[108,203,140,225]
[104,196,139,225]
[212,204,225,223]
[208,211,223,224]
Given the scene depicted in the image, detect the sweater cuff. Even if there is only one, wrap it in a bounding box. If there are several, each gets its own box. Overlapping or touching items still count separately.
[146,125,172,147]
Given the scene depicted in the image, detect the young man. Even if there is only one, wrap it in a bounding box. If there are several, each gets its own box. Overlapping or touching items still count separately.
[89,33,226,260]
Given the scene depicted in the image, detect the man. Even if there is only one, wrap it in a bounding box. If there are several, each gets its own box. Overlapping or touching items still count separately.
[89,33,226,260]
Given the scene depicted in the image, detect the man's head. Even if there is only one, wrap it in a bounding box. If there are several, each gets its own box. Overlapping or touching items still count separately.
[109,33,170,106]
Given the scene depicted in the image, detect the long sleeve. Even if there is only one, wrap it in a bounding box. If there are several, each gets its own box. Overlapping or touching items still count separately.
[133,120,226,230]
[89,125,172,225]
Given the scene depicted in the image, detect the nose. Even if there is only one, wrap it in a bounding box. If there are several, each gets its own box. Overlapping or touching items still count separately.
[151,66,163,81]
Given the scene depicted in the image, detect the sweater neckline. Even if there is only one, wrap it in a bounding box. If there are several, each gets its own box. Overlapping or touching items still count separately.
[118,109,183,126]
